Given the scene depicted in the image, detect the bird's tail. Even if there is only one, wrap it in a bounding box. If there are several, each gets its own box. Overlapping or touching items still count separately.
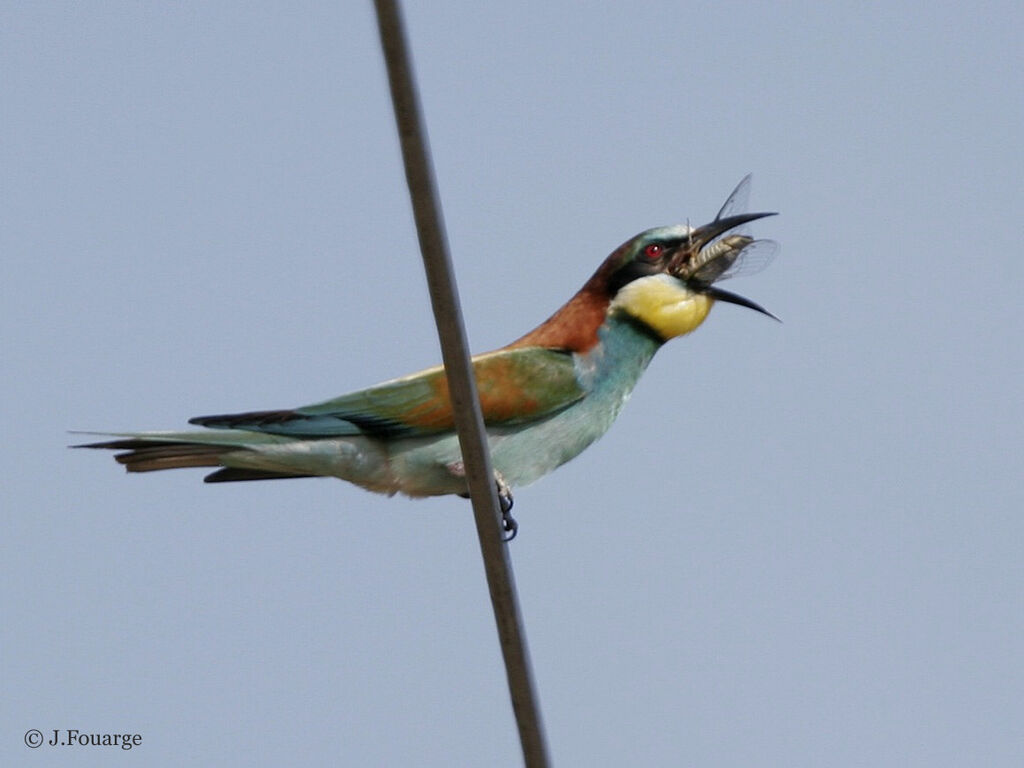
[73,430,316,483]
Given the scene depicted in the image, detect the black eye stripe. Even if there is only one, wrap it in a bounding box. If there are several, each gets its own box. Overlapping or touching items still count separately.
[609,260,660,294]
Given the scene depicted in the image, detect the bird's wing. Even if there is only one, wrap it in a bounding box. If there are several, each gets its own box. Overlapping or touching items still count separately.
[189,347,585,438]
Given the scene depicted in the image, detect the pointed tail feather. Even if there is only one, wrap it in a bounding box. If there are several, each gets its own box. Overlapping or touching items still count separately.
[73,433,315,483]
[81,438,227,472]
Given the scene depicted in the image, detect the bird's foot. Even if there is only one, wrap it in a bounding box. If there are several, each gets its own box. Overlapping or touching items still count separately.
[450,463,517,542]
[495,472,517,542]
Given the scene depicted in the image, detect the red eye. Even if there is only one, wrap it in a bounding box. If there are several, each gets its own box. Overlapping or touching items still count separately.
[643,243,663,260]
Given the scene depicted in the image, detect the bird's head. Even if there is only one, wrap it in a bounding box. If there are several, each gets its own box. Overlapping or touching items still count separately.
[600,210,778,341]
[508,177,778,353]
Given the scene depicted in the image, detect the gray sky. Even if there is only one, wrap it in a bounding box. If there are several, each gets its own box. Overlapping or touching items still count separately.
[3,1,1022,765]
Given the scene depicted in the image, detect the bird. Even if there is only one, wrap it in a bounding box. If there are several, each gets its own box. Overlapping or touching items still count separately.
[77,177,778,539]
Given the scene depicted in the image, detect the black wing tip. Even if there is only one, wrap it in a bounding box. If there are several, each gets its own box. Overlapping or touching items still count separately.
[71,438,157,450]
[203,468,318,483]
[189,409,299,428]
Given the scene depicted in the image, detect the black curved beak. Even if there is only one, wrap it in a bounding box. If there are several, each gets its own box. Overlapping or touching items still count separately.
[674,211,779,321]
[703,286,780,321]
[690,211,777,250]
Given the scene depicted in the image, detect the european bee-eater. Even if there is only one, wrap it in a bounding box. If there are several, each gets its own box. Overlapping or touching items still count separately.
[79,177,777,537]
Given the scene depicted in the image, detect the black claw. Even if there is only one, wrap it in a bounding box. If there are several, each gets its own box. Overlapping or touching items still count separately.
[498,491,514,515]
[501,514,518,542]
[496,483,517,542]
[458,482,518,541]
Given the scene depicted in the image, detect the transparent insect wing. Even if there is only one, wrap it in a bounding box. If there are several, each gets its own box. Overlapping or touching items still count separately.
[715,173,752,222]
[689,236,746,283]
[690,253,736,285]
[707,239,779,283]
[703,174,757,257]
[682,175,777,286]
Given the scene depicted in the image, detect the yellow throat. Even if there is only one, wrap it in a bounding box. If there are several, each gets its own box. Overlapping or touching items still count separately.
[611,274,713,340]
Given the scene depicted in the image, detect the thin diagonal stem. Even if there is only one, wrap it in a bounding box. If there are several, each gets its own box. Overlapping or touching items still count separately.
[372,2,550,766]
